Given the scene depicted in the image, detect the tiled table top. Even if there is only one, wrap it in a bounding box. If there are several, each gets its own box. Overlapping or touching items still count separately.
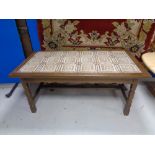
[18,51,141,74]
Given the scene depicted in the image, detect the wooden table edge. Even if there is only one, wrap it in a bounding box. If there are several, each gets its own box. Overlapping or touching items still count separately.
[9,49,151,79]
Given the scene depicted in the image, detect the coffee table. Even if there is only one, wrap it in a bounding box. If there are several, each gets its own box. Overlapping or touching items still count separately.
[10,49,150,115]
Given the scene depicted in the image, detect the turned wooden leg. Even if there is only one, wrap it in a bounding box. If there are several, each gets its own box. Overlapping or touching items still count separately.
[123,80,138,116]
[21,81,37,113]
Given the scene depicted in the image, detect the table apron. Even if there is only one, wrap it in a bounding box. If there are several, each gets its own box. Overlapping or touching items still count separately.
[21,78,138,84]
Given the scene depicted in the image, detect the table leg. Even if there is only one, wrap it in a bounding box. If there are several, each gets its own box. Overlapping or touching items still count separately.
[21,81,37,113]
[123,80,138,116]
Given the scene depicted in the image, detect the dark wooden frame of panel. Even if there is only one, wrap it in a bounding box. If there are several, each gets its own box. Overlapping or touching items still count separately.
[6,19,33,98]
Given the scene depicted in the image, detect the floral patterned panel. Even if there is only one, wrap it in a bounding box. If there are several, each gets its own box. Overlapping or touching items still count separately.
[37,19,155,58]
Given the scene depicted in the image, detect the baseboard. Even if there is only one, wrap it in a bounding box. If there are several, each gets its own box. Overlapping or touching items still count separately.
[0,83,22,88]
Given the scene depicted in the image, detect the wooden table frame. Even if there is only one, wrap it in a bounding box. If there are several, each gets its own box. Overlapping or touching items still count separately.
[10,49,150,116]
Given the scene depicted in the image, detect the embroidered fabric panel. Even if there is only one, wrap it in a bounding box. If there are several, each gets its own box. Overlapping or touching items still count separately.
[18,51,141,73]
[38,19,155,58]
